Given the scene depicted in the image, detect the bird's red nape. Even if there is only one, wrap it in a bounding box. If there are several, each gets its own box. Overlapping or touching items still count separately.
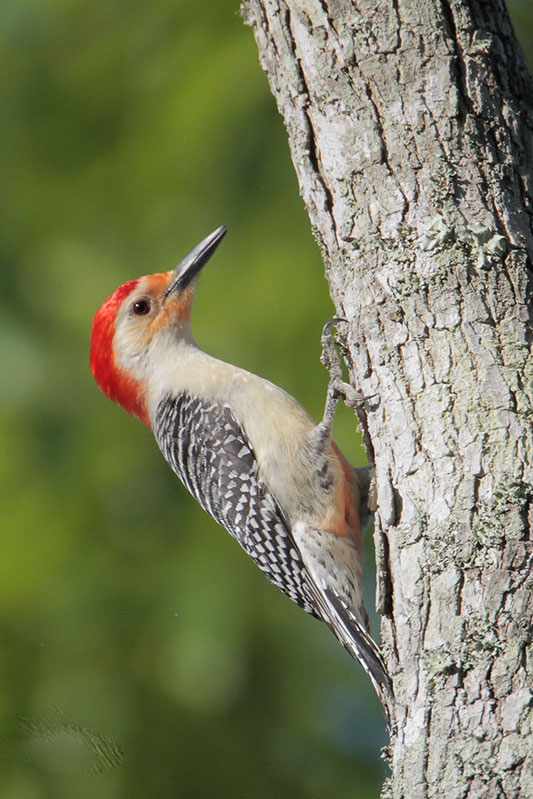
[90,279,151,427]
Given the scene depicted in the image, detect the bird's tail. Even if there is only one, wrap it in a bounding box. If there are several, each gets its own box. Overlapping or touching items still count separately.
[323,588,394,731]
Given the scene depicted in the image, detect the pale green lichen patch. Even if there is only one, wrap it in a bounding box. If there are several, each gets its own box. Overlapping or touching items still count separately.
[372,213,509,300]
[421,644,457,684]
[418,214,508,270]
[418,215,455,251]
[473,478,532,552]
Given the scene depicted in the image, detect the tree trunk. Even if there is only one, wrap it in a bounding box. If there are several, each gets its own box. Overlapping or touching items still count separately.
[240,1,533,797]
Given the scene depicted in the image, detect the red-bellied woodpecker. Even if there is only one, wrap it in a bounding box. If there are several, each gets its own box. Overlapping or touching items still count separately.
[90,226,393,724]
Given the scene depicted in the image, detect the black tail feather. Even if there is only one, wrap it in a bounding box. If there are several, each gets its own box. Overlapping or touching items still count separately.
[323,589,394,730]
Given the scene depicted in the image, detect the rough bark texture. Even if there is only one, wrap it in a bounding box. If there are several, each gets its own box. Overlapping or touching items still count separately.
[240,1,533,797]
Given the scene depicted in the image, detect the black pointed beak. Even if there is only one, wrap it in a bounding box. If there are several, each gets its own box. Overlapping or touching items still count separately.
[164,225,227,300]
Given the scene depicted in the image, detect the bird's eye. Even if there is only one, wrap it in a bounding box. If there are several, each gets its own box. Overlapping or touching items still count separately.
[132,299,151,316]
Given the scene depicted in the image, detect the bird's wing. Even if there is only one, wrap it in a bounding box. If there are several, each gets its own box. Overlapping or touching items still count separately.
[154,391,320,615]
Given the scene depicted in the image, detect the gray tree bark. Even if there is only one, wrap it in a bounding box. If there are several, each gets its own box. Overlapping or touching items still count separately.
[240,1,533,797]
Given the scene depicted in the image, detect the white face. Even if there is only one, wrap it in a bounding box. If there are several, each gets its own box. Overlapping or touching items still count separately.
[113,274,195,383]
[113,281,162,380]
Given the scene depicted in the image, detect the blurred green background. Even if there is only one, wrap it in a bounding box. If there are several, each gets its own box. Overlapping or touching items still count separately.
[1,2,531,797]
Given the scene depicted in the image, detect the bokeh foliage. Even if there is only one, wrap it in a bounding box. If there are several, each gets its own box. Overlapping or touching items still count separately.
[1,2,531,797]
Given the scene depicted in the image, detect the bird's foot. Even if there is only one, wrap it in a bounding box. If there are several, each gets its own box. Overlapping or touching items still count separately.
[320,317,347,383]
[320,318,376,421]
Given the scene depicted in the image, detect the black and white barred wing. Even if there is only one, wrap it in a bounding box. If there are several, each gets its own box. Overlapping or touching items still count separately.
[155,393,319,616]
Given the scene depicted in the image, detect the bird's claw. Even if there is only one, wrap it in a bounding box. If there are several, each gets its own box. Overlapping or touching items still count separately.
[334,381,378,408]
[321,316,348,339]
[320,317,378,416]
[320,317,348,376]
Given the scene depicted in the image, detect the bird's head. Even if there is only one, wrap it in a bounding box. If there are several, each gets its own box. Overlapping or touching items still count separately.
[90,226,226,427]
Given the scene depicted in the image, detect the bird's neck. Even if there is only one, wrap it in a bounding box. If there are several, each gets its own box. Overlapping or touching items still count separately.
[145,334,233,422]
